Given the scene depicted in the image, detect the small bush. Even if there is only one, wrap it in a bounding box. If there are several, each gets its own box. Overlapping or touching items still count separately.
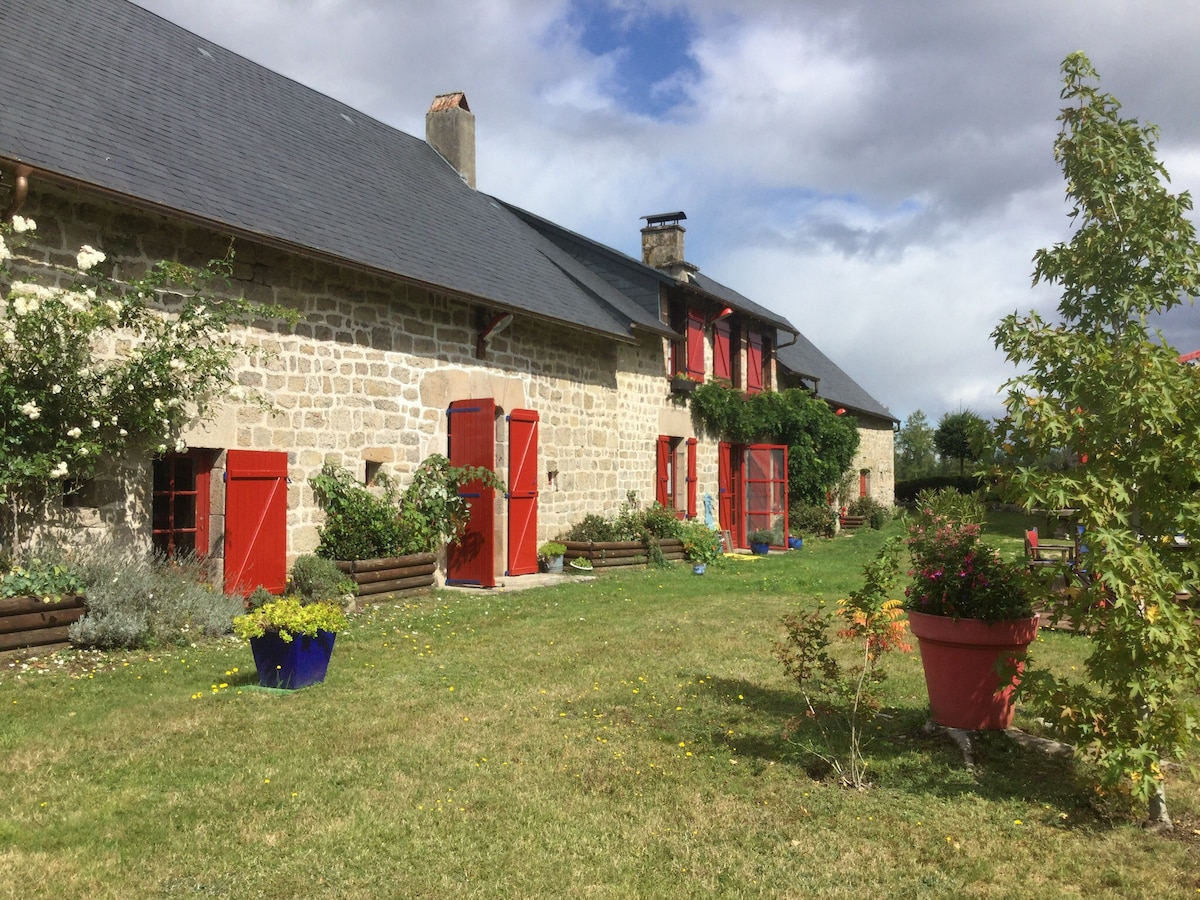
[789,504,836,538]
[847,495,891,530]
[561,513,620,543]
[289,554,356,603]
[67,547,243,649]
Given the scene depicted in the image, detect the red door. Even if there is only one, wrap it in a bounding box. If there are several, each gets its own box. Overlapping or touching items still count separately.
[742,444,788,547]
[446,399,496,587]
[718,441,735,539]
[224,450,288,596]
[507,409,539,576]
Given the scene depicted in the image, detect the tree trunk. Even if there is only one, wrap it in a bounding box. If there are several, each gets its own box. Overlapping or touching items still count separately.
[1146,782,1173,832]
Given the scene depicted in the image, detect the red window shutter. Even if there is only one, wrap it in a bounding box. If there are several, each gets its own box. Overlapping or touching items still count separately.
[686,310,705,380]
[224,450,288,596]
[656,435,670,507]
[686,438,698,519]
[718,441,734,532]
[747,331,764,395]
[713,320,731,382]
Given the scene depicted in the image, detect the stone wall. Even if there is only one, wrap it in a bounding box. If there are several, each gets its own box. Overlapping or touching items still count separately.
[12,181,695,576]
[850,417,896,506]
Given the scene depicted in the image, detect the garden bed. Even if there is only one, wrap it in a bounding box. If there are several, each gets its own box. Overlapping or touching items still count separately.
[335,553,437,598]
[561,538,684,568]
[0,594,86,652]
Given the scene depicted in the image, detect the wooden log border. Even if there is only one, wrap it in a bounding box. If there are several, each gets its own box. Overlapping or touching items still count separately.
[561,538,684,568]
[335,553,438,597]
[0,594,86,652]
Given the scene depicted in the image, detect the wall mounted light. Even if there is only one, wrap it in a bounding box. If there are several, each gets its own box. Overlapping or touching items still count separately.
[709,306,734,324]
[476,311,514,358]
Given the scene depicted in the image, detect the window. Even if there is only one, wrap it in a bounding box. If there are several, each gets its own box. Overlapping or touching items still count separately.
[672,307,706,381]
[656,436,696,518]
[859,469,870,499]
[152,450,211,558]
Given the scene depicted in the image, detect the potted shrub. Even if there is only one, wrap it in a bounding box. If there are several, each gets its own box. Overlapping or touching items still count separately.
[904,490,1037,730]
[681,521,722,574]
[538,541,567,574]
[748,529,774,555]
[232,596,349,689]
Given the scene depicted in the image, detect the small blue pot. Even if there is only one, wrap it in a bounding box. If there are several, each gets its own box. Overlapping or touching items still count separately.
[788,537,804,550]
[750,542,770,556]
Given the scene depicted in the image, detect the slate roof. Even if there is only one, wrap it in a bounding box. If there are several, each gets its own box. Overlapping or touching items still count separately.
[0,0,639,340]
[502,202,799,342]
[777,333,898,424]
[0,0,893,425]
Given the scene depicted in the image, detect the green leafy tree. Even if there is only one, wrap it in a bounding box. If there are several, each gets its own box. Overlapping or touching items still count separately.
[993,53,1200,829]
[0,216,295,550]
[933,410,989,475]
[895,409,936,480]
[689,383,859,505]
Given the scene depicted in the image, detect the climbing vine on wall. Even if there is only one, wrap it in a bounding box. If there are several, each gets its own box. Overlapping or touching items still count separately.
[689,381,859,505]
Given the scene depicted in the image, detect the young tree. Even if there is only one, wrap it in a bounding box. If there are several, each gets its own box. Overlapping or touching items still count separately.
[993,53,1200,829]
[895,409,936,480]
[0,217,295,551]
[933,410,989,475]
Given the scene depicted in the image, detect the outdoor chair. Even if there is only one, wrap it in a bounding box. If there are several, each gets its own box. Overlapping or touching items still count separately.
[1025,527,1073,569]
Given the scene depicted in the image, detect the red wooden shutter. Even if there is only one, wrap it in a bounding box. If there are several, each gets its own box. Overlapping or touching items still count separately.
[224,450,288,596]
[686,438,698,519]
[656,435,670,507]
[507,409,539,577]
[686,310,705,380]
[446,399,496,587]
[718,441,734,533]
[713,320,732,383]
[747,331,764,395]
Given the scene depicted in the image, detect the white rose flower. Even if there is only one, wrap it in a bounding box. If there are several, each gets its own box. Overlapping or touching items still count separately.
[20,400,40,419]
[119,428,128,437]
[2,330,14,345]
[169,358,187,371]
[76,245,106,271]
[174,439,187,453]
[110,415,118,425]
[11,216,35,233]
[50,384,61,394]
[90,418,100,428]
[106,300,121,315]
[78,446,89,457]
[66,427,82,438]
[50,461,68,479]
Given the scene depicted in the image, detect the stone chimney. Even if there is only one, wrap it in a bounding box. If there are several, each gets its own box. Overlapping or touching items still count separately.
[641,211,697,280]
[426,92,476,189]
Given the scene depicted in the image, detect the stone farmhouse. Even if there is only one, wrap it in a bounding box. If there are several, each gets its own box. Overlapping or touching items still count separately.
[0,0,895,592]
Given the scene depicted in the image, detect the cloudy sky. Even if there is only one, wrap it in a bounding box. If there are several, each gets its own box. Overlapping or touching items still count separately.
[132,0,1200,425]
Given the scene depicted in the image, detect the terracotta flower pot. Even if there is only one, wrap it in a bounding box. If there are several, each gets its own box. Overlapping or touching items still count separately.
[907,609,1039,730]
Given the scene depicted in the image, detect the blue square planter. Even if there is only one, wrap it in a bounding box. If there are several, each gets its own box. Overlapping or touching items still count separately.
[250,630,337,689]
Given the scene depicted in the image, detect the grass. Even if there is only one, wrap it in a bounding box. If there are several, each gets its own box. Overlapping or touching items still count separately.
[1,518,1197,898]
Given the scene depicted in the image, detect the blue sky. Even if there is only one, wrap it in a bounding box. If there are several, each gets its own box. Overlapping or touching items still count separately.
[568,2,698,117]
[133,0,1200,425]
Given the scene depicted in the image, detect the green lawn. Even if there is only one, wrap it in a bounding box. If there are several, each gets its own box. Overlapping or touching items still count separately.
[1,519,1197,898]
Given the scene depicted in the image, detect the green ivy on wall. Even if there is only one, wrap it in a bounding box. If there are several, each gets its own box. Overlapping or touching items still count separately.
[688,382,859,505]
